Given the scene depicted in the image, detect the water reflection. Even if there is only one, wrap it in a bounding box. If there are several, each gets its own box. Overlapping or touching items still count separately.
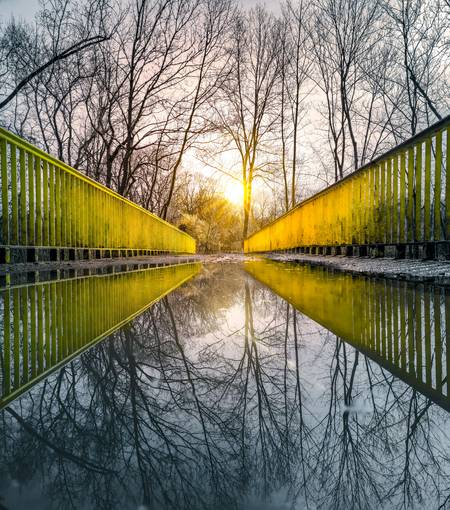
[245,259,450,411]
[0,262,200,407]
[1,262,450,509]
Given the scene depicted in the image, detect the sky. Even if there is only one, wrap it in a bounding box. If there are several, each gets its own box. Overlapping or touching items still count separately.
[0,0,284,209]
[0,0,40,21]
[0,0,277,23]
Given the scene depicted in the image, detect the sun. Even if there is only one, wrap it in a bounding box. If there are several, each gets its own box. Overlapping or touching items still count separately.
[222,179,244,206]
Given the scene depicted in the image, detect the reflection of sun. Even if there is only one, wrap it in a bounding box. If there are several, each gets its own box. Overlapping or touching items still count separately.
[222,179,244,206]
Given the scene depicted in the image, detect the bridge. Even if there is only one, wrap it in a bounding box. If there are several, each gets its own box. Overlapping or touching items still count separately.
[1,118,449,417]
[2,117,450,263]
[245,116,450,260]
[0,128,195,264]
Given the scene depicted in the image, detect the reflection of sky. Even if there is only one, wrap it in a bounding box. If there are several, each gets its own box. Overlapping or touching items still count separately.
[1,262,450,509]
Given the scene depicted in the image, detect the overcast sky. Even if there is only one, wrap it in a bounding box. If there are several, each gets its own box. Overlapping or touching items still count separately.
[0,0,40,21]
[0,0,277,23]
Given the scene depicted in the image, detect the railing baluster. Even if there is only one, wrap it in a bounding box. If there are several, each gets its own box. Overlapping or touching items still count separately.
[386,158,392,243]
[435,131,442,240]
[415,287,422,383]
[424,137,432,241]
[399,152,406,244]
[1,138,8,245]
[62,280,69,358]
[43,160,49,246]
[380,161,386,244]
[407,285,415,375]
[393,155,399,244]
[446,128,450,240]
[2,290,11,396]
[375,164,380,243]
[35,156,42,247]
[30,286,37,378]
[392,282,399,365]
[10,144,18,246]
[28,152,35,245]
[424,289,431,386]
[49,164,55,246]
[407,147,414,242]
[386,282,393,362]
[13,288,20,388]
[21,286,28,384]
[415,143,422,242]
[37,285,44,373]
[19,149,27,246]
[434,288,442,391]
[43,284,50,366]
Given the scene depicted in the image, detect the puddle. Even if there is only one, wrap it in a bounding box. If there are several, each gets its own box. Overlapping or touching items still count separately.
[0,261,449,509]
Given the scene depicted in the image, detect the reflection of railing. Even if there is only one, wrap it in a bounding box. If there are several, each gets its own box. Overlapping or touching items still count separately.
[0,128,196,262]
[0,262,200,407]
[245,260,450,410]
[244,116,450,258]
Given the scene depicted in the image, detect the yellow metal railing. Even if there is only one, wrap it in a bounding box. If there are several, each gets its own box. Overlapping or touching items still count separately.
[0,262,200,408]
[0,128,196,258]
[245,116,450,254]
[245,260,450,410]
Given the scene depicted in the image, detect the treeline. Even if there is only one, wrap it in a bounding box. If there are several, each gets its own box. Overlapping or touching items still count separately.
[0,0,448,248]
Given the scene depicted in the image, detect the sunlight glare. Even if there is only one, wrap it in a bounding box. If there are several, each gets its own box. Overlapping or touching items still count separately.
[222,179,244,206]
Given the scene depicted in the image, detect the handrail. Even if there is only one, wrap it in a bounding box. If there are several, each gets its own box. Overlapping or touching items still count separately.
[0,128,190,237]
[0,127,196,255]
[245,115,450,254]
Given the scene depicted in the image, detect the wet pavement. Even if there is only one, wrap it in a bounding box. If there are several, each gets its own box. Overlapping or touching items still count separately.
[268,252,450,285]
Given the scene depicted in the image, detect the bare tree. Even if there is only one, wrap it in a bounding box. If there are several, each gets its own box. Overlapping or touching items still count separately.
[160,0,234,219]
[381,0,448,137]
[0,0,111,113]
[211,6,281,238]
[311,0,382,180]
[280,0,312,208]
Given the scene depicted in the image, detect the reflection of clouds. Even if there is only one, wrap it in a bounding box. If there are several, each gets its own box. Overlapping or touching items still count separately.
[343,399,374,416]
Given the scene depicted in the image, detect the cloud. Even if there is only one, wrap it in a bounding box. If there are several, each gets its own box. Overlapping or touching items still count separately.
[1,0,41,21]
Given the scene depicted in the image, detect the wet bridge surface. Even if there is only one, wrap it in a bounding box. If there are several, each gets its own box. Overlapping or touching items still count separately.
[1,259,450,509]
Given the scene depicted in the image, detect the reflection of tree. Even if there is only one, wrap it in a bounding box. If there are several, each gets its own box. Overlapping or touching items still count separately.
[229,282,316,502]
[308,332,450,510]
[1,266,450,509]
